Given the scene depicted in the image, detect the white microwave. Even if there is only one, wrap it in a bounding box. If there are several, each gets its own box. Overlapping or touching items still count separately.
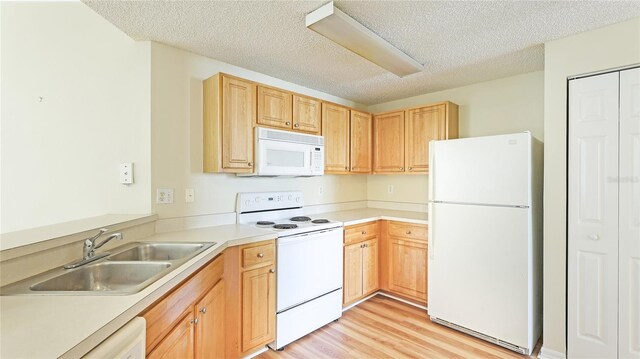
[240,127,324,177]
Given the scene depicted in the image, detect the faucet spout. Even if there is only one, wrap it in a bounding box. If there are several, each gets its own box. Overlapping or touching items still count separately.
[94,232,124,250]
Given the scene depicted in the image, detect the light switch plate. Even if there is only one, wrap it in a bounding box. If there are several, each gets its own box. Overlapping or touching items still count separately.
[120,163,133,184]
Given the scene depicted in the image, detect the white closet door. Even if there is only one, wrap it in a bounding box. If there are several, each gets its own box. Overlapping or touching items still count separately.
[620,67,640,359]
[568,72,620,358]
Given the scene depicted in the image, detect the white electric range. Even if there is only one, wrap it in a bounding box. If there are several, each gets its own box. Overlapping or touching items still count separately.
[236,191,343,351]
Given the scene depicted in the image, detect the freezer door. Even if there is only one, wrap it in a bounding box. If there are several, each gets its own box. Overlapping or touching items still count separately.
[428,203,536,350]
[430,133,531,206]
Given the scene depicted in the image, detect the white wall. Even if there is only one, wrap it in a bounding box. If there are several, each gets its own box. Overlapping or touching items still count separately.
[542,17,640,356]
[0,3,152,233]
[150,42,368,222]
[366,71,544,205]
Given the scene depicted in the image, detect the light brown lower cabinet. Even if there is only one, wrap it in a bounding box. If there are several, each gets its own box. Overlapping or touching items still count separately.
[380,221,429,306]
[225,240,276,358]
[343,222,379,306]
[143,254,225,359]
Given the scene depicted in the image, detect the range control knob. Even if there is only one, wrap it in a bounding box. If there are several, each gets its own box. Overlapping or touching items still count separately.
[288,195,293,201]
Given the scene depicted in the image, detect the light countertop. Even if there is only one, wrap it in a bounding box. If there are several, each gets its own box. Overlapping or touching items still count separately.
[0,209,425,358]
[315,208,428,226]
[0,224,275,359]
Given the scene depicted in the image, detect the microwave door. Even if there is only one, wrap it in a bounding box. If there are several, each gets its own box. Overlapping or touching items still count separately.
[258,140,312,176]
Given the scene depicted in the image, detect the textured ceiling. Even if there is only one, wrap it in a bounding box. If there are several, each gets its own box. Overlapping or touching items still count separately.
[83,1,640,105]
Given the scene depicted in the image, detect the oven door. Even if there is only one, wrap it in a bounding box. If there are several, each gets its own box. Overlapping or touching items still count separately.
[276,227,343,312]
[256,139,312,176]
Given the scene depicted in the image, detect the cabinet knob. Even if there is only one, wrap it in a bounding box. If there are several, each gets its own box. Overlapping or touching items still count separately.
[286,121,291,126]
[400,167,404,171]
[406,230,412,235]
[248,162,253,167]
[345,166,348,170]
[588,234,600,241]
[191,317,199,325]
[294,123,300,128]
[360,244,364,248]
[364,243,368,247]
[269,269,275,273]
[361,231,367,235]
[200,307,207,314]
[257,253,264,258]
[408,167,413,170]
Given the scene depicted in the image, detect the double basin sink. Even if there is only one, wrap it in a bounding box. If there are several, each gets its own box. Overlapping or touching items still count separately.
[1,242,215,295]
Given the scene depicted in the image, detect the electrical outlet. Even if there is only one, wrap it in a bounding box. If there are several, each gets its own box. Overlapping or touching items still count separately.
[156,188,174,204]
[120,163,133,184]
[318,185,324,195]
[387,185,394,194]
[185,188,194,203]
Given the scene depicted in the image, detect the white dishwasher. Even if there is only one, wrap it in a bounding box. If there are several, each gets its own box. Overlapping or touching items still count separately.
[84,317,146,359]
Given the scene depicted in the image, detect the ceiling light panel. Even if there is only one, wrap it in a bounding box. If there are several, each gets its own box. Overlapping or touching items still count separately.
[306,1,424,77]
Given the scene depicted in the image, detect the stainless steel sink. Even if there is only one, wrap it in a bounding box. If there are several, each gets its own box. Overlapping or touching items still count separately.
[30,262,171,292]
[0,241,216,296]
[108,243,208,261]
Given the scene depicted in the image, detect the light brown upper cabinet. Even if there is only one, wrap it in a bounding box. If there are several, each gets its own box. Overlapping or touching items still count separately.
[292,94,321,134]
[322,103,350,173]
[257,86,292,130]
[350,110,372,173]
[405,103,458,173]
[373,111,405,173]
[373,102,458,174]
[203,73,256,173]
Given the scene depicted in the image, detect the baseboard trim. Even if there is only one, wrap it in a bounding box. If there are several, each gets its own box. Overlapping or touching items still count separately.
[243,346,268,359]
[342,291,428,312]
[538,346,566,359]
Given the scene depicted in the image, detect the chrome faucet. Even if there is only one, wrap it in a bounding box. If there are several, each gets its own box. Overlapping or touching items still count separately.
[64,228,124,269]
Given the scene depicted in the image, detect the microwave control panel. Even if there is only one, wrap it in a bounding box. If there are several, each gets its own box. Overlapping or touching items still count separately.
[311,146,324,174]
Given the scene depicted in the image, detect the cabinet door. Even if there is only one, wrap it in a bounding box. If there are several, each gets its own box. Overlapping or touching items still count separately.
[195,280,225,359]
[406,105,445,173]
[362,239,379,296]
[373,111,405,173]
[389,237,427,302]
[322,103,350,173]
[293,94,321,134]
[257,86,292,130]
[148,308,195,359]
[350,110,372,173]
[222,75,256,171]
[242,265,275,352]
[343,242,364,305]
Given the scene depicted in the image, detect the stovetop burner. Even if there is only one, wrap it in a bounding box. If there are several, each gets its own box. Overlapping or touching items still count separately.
[257,221,275,226]
[311,219,329,224]
[273,223,298,230]
[290,216,312,222]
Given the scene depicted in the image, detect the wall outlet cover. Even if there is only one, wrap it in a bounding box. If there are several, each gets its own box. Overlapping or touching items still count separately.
[156,188,174,204]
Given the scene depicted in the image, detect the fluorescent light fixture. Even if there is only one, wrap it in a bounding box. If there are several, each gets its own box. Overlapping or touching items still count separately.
[306,1,424,77]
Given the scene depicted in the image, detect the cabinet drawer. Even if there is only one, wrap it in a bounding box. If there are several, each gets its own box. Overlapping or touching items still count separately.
[144,254,224,353]
[388,222,427,241]
[242,242,275,269]
[344,221,378,245]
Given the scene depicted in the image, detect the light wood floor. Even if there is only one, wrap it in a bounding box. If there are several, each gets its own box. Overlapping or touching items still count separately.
[258,295,540,359]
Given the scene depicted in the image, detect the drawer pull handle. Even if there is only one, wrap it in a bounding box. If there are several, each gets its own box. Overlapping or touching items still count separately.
[269,269,275,273]
[200,307,207,314]
[406,230,412,234]
[361,231,367,235]
[257,253,264,258]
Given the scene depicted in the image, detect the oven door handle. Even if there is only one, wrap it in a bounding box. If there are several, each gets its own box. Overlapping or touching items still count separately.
[277,227,342,245]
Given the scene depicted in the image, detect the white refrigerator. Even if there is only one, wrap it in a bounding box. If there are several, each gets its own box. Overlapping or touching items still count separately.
[427,132,542,355]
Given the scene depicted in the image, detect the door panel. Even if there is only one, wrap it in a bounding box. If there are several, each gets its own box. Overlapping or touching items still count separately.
[321,103,350,173]
[362,239,379,295]
[568,72,619,358]
[222,76,255,170]
[242,266,275,352]
[406,105,445,173]
[148,309,195,359]
[373,111,405,172]
[350,110,372,173]
[195,280,225,359]
[431,132,531,206]
[428,203,531,349]
[620,67,640,358]
[389,238,426,301]
[257,86,292,130]
[343,242,363,305]
[292,95,321,134]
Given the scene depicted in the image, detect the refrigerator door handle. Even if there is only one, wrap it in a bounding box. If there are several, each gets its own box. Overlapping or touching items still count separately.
[428,202,434,259]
